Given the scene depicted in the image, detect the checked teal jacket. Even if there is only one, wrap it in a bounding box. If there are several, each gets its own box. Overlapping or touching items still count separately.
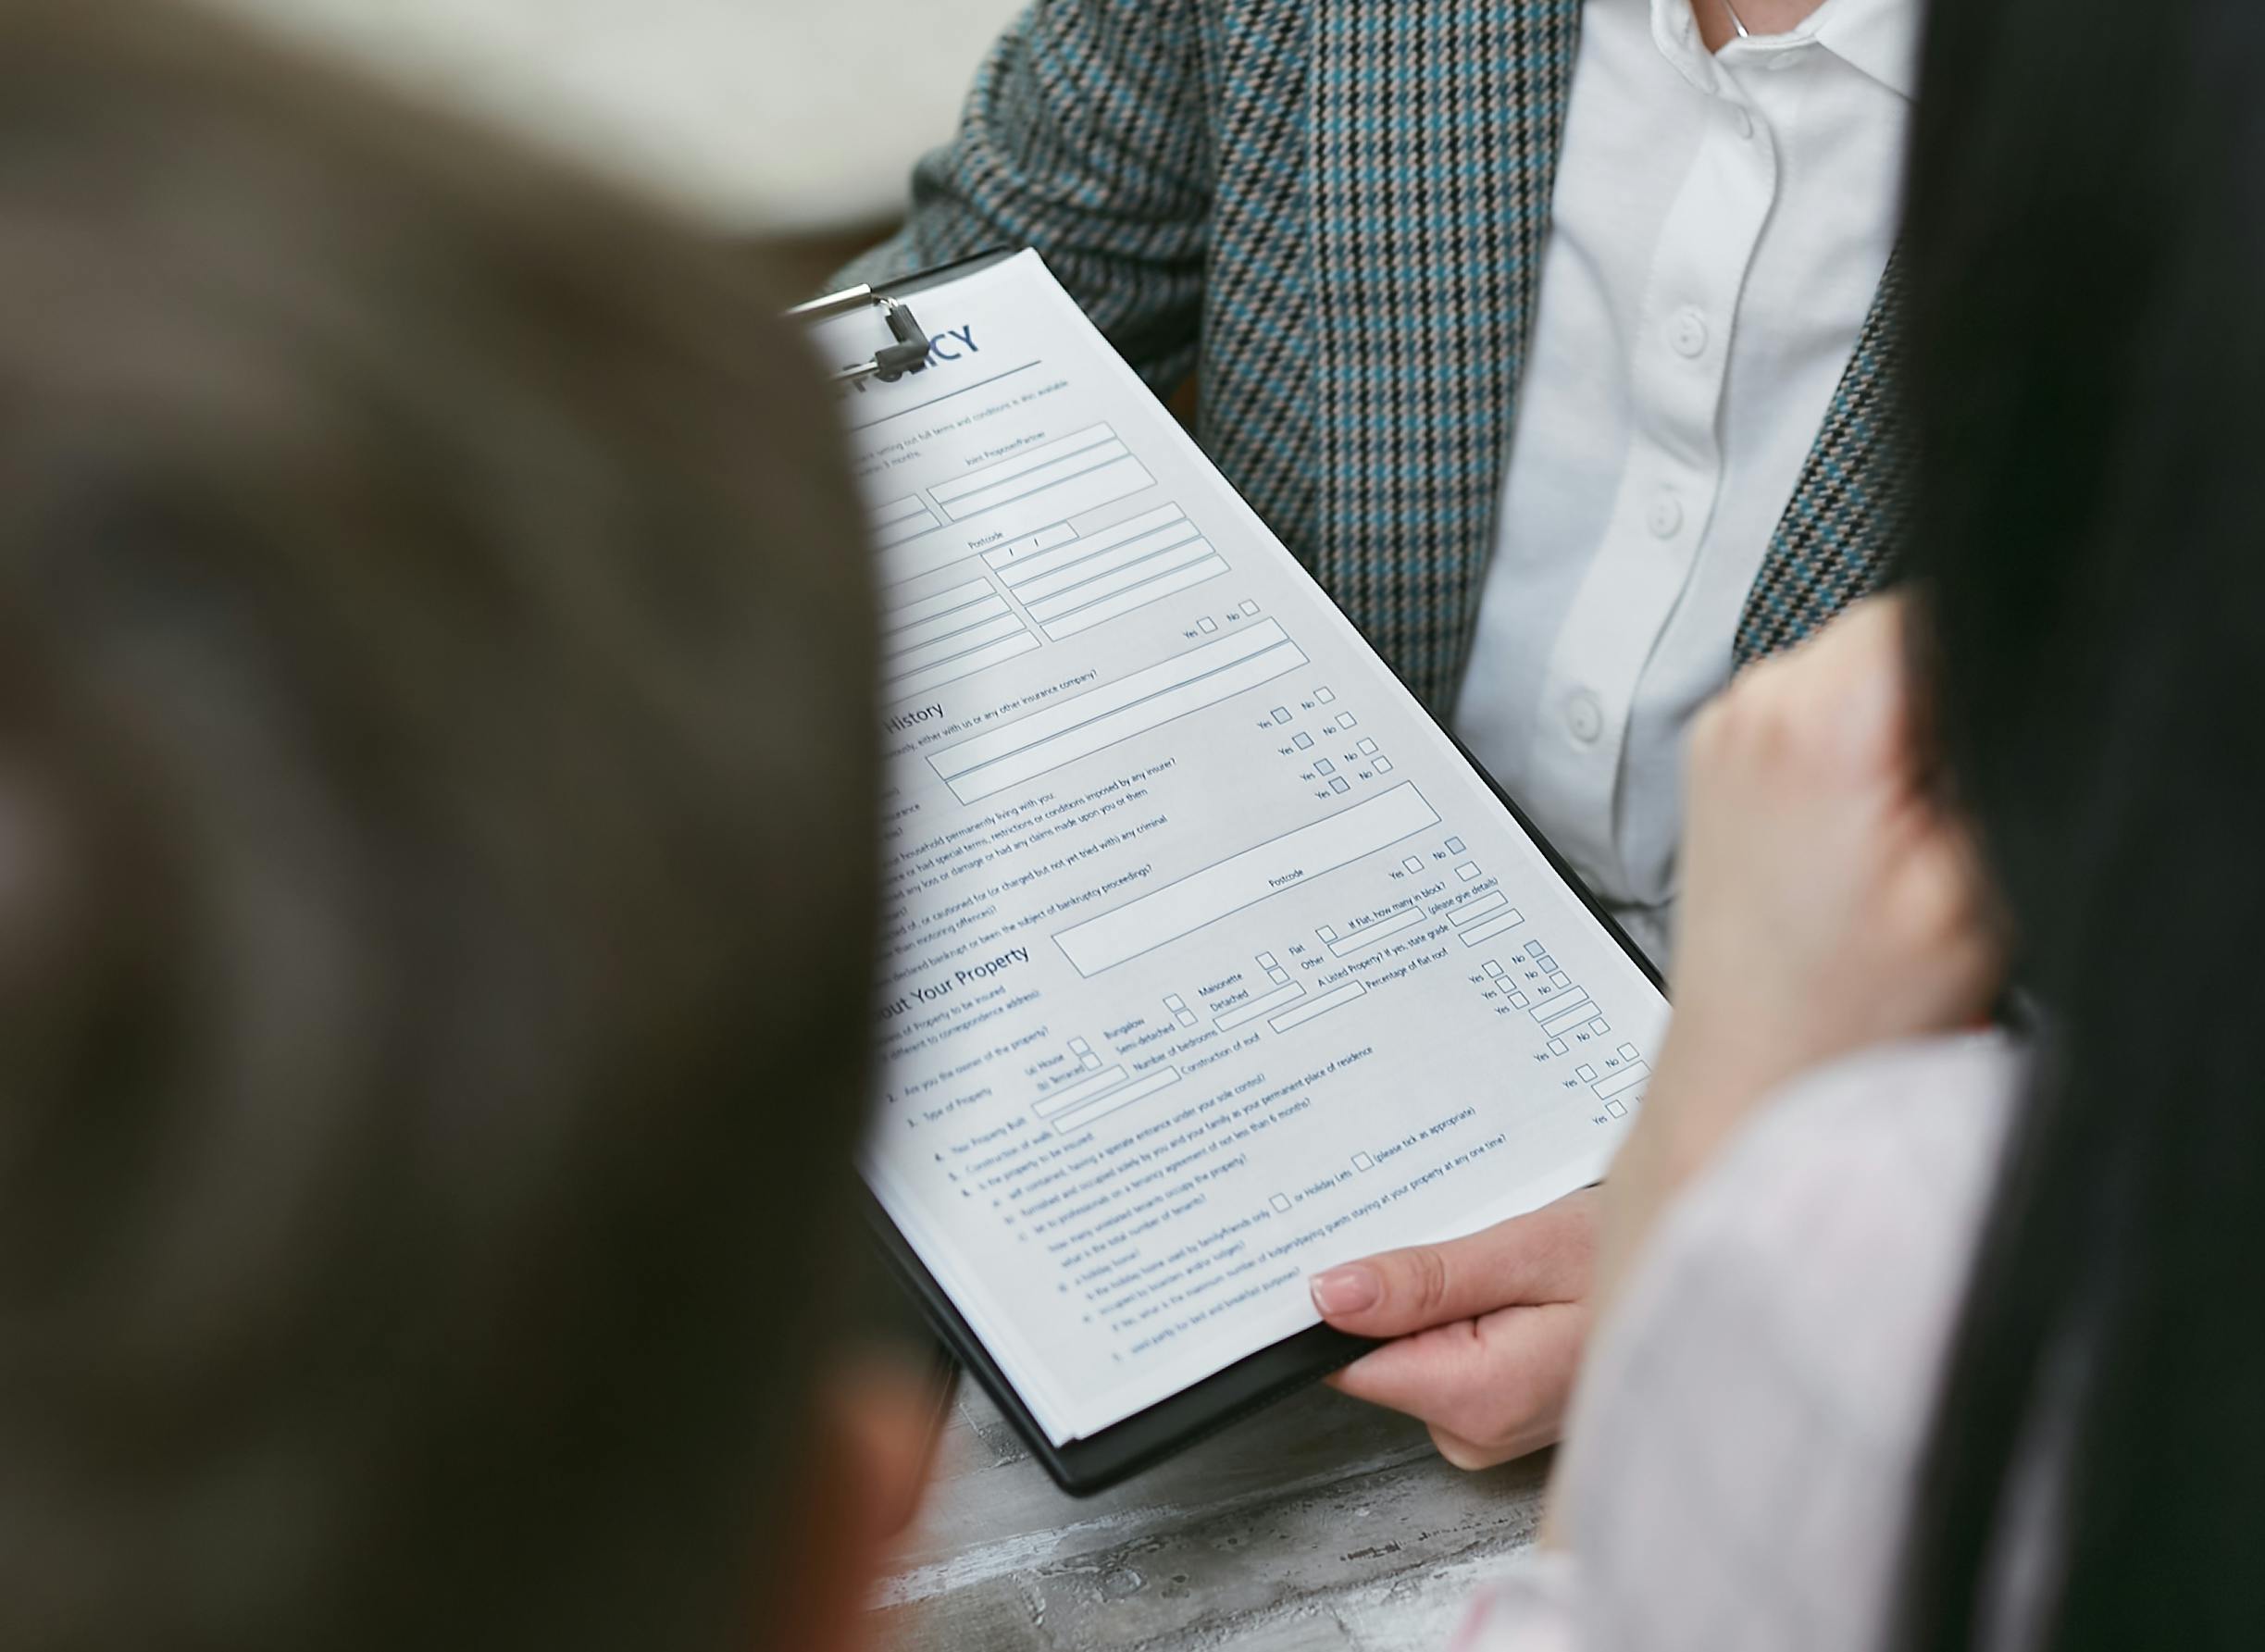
[840,0,1910,713]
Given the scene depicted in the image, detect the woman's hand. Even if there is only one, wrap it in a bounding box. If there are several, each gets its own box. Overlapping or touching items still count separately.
[1639,595,2003,1187]
[1590,594,2006,1354]
[1320,596,2005,1480]
[1541,595,2007,1547]
[1313,1188,1598,1469]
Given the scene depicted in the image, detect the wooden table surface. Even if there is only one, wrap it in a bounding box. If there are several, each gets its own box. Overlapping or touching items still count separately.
[869,1376,1548,1651]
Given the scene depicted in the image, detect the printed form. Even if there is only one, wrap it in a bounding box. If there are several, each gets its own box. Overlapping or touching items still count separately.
[806,254,1669,1446]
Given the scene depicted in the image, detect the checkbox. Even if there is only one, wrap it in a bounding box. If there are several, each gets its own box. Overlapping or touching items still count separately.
[1401,856,1423,874]
[1240,600,1261,616]
[1510,992,1529,1008]
[1484,961,1506,977]
[1330,777,1350,793]
[1606,1099,1627,1118]
[1457,862,1480,881]
[1358,738,1379,755]
[1199,616,1218,633]
[1069,1037,1091,1052]
[1257,952,1277,968]
[1176,1012,1197,1027]
[1551,972,1571,988]
[1339,713,1358,728]
[1165,994,1188,1011]
[1294,732,1314,750]
[1590,1018,1609,1036]
[1319,925,1339,941]
[1316,687,1336,703]
[1271,1193,1292,1212]
[1081,1053,1101,1070]
[1315,758,1335,774]
[1446,837,1465,853]
[1353,1152,1375,1172]
[1272,707,1291,724]
[1576,1064,1598,1081]
[1549,1038,1567,1055]
[1374,757,1393,773]
[1267,968,1289,986]
[1618,1043,1641,1062]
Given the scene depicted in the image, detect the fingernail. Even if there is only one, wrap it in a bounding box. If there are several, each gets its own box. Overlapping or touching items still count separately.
[1310,1264,1380,1317]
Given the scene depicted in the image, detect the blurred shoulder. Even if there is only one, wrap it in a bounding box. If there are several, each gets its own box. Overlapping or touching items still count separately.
[1684,1029,2023,1280]
[1624,1029,2023,1435]
[1555,1032,2024,1652]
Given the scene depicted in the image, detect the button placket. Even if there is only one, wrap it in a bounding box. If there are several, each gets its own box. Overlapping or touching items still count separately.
[1518,26,1798,895]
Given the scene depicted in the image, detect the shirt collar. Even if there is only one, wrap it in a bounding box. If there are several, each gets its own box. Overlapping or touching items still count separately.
[1810,0,1922,100]
[1649,0,1922,104]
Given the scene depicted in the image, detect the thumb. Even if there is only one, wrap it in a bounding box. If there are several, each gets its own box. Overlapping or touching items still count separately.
[1307,1189,1597,1338]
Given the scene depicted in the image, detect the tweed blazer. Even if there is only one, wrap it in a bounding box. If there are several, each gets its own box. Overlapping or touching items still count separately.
[840,0,1910,712]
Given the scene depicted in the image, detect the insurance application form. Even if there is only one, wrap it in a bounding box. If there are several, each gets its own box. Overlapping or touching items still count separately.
[803,253,1669,1447]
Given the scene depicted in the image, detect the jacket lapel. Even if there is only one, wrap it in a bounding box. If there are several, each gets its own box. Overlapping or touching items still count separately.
[1310,0,1584,711]
[1736,251,1912,665]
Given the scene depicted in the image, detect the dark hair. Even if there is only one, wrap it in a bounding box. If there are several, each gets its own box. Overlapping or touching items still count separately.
[1896,1,2265,1646]
[0,4,877,1648]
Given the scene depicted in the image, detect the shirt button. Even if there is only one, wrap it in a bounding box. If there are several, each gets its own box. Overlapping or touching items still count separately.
[1649,492,1685,539]
[1565,691,1604,745]
[1670,307,1709,358]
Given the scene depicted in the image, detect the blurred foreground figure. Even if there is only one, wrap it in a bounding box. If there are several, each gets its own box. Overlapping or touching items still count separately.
[0,4,915,1648]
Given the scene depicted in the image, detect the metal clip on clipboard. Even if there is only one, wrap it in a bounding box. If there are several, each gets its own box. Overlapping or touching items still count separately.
[786,249,1021,384]
[788,286,935,385]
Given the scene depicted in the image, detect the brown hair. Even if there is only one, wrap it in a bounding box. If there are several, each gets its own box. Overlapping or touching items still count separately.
[0,3,877,1646]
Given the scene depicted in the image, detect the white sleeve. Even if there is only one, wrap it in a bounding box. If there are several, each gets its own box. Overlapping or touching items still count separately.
[1538,1033,2020,1652]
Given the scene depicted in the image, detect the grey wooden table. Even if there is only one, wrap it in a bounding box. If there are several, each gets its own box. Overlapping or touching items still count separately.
[868,1376,1549,1651]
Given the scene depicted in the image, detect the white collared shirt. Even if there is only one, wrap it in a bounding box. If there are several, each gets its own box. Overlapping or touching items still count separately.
[1450,0,1918,965]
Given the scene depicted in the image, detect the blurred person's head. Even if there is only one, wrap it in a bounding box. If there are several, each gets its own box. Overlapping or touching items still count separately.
[1894,0,2265,1646]
[0,3,909,1648]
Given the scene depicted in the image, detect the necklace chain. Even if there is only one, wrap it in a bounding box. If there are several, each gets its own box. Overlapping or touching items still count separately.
[1718,0,1752,38]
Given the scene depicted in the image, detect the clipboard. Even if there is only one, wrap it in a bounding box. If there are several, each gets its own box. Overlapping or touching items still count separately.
[789,248,1024,382]
[794,251,1667,1497]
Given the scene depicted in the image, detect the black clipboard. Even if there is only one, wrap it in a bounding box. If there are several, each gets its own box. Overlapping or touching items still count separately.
[797,252,1668,1497]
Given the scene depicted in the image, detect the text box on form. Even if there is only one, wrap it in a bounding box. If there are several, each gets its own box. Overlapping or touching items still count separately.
[1053,783,1443,976]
